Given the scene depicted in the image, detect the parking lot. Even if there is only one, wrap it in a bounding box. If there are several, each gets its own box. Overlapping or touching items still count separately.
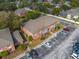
[20,21,77,59]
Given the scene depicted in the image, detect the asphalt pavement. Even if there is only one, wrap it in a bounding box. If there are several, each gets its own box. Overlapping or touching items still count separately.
[42,28,79,59]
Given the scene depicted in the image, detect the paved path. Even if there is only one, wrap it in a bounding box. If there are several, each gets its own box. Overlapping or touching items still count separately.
[46,14,79,25]
[42,28,79,59]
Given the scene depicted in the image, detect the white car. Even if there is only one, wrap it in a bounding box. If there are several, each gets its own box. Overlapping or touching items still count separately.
[71,53,79,59]
[43,42,52,48]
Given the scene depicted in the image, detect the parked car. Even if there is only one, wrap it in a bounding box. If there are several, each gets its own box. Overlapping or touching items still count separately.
[71,53,78,59]
[20,51,32,59]
[71,42,79,59]
[43,41,53,48]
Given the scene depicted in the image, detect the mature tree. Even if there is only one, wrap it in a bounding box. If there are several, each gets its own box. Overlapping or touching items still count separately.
[52,0,60,4]
[59,0,64,6]
[52,8,61,15]
[36,3,48,13]
[28,36,33,42]
[0,2,17,11]
[55,23,62,31]
[0,51,9,57]
[26,10,41,19]
[32,0,38,2]
[61,4,70,11]
[0,11,9,29]
[70,0,78,8]
[8,12,21,31]
[43,2,52,8]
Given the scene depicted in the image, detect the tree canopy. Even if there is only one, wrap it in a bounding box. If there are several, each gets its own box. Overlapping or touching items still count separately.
[70,0,79,8]
[0,11,9,29]
[26,10,41,19]
[61,4,70,11]
[8,12,21,31]
[52,8,61,15]
[0,2,17,11]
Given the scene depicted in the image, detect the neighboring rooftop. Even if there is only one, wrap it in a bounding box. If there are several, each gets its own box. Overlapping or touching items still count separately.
[0,28,14,48]
[13,30,23,44]
[15,8,26,16]
[23,15,59,34]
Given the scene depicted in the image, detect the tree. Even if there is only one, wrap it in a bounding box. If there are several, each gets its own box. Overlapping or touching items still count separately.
[43,2,52,8]
[55,23,62,31]
[26,10,41,19]
[17,44,26,50]
[0,51,9,57]
[52,8,61,15]
[32,0,38,2]
[70,0,78,8]
[36,3,48,13]
[52,0,60,4]
[0,11,9,29]
[8,12,21,31]
[0,2,17,11]
[61,4,70,11]
[28,36,33,41]
[59,0,64,6]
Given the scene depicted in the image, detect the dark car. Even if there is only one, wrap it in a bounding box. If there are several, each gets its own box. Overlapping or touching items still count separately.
[63,27,70,32]
[73,43,79,54]
[30,49,39,58]
[71,42,79,59]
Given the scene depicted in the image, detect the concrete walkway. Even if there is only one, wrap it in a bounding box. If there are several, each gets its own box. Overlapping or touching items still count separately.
[46,14,79,25]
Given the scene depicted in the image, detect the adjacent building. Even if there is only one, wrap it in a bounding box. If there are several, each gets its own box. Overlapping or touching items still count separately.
[15,8,26,17]
[12,30,24,45]
[0,28,15,52]
[21,15,59,39]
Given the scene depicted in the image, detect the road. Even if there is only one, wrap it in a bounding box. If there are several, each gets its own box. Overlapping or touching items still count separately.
[42,28,79,59]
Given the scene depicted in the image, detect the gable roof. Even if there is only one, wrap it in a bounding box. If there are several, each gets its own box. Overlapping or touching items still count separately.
[23,15,59,34]
[13,31,23,44]
[0,28,14,48]
[15,8,26,15]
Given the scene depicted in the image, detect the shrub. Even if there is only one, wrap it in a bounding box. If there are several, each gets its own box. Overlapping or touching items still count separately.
[17,44,26,50]
[0,50,9,57]
[28,36,33,41]
[26,10,41,19]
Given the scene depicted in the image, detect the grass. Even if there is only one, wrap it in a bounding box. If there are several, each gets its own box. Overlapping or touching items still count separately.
[29,38,44,49]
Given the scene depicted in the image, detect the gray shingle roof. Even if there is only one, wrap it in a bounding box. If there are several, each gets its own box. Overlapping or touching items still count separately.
[13,31,23,44]
[15,8,26,15]
[23,16,58,34]
[0,28,14,48]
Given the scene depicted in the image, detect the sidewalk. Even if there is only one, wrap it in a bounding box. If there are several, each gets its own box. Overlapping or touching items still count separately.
[46,14,79,25]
